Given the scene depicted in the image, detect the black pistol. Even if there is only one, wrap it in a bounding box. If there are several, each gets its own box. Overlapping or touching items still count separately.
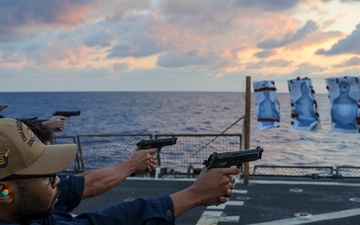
[136,137,177,151]
[53,111,81,118]
[203,146,264,169]
[136,137,177,166]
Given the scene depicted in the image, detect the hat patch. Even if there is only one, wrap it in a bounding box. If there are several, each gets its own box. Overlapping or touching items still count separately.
[16,120,27,142]
[16,120,42,147]
[0,148,10,168]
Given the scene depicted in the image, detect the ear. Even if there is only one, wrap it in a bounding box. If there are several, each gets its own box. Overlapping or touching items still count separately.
[0,182,13,204]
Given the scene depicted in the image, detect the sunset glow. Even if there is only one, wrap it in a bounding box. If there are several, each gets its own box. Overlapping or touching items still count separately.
[0,0,359,93]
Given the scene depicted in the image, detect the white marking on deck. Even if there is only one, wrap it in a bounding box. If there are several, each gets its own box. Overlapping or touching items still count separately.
[247,207,360,225]
[249,179,360,187]
[196,211,240,225]
[207,200,244,210]
[232,189,247,194]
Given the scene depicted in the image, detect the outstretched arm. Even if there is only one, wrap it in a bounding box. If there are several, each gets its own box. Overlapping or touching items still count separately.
[42,116,66,132]
[78,149,157,199]
[170,166,239,218]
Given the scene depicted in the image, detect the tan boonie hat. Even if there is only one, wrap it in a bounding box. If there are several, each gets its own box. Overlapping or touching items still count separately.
[0,118,77,180]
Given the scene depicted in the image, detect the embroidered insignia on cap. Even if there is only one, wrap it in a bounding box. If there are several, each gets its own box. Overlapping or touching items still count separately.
[30,130,42,144]
[0,148,10,168]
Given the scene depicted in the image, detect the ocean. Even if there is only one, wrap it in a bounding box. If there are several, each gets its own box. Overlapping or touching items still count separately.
[0,91,359,168]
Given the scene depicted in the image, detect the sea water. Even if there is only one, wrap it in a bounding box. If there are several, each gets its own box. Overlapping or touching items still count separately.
[0,91,359,168]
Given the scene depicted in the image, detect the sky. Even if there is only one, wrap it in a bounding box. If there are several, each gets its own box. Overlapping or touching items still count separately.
[1,0,360,93]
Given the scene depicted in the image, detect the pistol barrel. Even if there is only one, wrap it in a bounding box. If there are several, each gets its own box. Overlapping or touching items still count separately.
[203,146,263,169]
[53,110,81,117]
[136,137,177,150]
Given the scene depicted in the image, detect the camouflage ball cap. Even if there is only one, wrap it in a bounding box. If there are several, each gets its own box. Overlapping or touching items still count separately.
[0,118,77,180]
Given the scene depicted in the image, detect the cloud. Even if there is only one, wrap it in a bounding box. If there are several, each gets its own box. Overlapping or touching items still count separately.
[315,23,360,55]
[292,63,327,75]
[156,49,228,69]
[84,32,113,48]
[322,0,360,2]
[0,51,26,63]
[160,0,302,39]
[107,36,164,58]
[0,0,96,25]
[162,0,299,14]
[333,56,360,67]
[254,50,277,59]
[104,0,151,22]
[245,59,292,69]
[236,0,300,11]
[0,0,97,42]
[113,62,129,71]
[0,0,359,93]
[257,20,319,49]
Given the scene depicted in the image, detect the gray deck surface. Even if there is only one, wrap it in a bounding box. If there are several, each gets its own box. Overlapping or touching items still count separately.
[72,176,360,225]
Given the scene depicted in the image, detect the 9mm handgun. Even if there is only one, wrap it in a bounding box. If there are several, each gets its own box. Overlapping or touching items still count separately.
[136,137,177,166]
[203,146,264,169]
[53,110,81,118]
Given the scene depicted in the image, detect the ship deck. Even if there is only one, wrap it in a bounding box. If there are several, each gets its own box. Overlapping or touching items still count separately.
[72,175,360,225]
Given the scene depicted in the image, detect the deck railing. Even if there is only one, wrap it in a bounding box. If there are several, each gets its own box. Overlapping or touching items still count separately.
[55,133,360,178]
[54,133,242,176]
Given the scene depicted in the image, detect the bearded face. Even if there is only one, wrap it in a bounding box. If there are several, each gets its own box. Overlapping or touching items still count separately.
[13,179,59,223]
